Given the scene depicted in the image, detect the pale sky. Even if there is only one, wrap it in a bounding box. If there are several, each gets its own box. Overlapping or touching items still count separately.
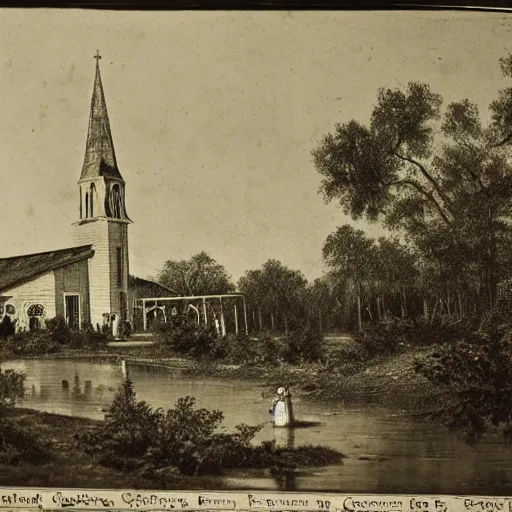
[1,10,511,283]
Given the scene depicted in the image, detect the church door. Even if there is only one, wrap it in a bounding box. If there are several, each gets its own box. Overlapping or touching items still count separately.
[65,295,80,330]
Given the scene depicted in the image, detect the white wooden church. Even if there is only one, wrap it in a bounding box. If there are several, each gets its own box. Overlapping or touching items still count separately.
[0,54,172,333]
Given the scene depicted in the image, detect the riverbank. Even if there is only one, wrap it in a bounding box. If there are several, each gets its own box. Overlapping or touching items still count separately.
[2,341,445,413]
[0,408,225,489]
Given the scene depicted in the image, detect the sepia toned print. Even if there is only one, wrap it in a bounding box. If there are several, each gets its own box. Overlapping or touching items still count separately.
[2,8,512,500]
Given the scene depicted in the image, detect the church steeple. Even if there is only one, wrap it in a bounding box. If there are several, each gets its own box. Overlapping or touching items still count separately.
[77,51,131,223]
[81,51,123,181]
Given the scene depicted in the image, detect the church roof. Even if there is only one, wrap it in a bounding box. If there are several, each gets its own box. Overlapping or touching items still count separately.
[0,245,94,293]
[80,53,123,181]
[129,276,177,296]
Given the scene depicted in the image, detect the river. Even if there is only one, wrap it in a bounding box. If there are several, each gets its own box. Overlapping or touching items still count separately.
[4,358,512,494]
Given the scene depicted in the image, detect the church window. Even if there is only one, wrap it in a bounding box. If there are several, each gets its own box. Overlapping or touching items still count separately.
[80,189,83,219]
[111,184,122,219]
[116,247,123,286]
[27,304,45,317]
[85,192,89,218]
[89,183,94,217]
[90,183,97,217]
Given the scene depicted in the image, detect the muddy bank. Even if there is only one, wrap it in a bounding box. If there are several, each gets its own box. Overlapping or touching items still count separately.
[2,343,444,413]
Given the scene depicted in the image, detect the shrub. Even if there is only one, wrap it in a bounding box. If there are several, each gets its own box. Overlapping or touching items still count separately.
[157,314,217,357]
[0,367,49,465]
[0,331,60,358]
[355,316,476,357]
[209,333,260,364]
[79,378,343,476]
[415,327,512,443]
[280,327,325,364]
[0,367,25,407]
[78,378,159,471]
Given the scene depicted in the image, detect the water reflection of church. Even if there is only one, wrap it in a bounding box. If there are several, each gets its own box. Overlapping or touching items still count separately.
[0,53,244,336]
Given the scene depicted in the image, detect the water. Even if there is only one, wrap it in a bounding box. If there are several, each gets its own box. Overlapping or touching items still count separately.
[4,358,512,494]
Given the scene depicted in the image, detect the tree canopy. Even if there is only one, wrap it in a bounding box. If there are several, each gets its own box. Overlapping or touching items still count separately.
[313,55,512,311]
[157,252,235,297]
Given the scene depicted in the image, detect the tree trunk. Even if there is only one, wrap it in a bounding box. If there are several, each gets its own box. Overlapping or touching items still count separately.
[258,307,263,332]
[270,312,275,331]
[400,291,406,318]
[423,298,429,320]
[357,284,363,332]
[376,297,382,321]
[458,291,463,318]
[252,309,256,331]
[318,308,323,333]
[284,315,288,333]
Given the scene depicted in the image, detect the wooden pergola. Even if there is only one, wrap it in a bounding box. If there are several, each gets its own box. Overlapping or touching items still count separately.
[138,293,248,335]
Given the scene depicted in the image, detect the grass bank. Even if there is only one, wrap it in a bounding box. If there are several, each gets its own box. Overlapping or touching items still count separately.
[0,407,224,490]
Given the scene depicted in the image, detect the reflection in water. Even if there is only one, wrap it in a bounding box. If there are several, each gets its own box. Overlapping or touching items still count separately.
[273,426,295,449]
[5,358,512,493]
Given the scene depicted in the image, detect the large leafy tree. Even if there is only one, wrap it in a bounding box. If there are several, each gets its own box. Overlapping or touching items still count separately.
[323,225,378,331]
[157,252,235,297]
[313,57,512,311]
[238,260,308,332]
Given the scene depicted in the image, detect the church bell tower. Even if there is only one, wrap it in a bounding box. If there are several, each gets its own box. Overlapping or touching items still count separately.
[73,51,132,329]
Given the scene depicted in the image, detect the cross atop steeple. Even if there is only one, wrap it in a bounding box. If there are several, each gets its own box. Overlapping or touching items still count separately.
[80,51,123,182]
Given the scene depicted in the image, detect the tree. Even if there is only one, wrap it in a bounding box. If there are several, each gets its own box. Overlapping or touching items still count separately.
[312,59,512,313]
[157,252,235,296]
[323,225,378,331]
[238,260,308,332]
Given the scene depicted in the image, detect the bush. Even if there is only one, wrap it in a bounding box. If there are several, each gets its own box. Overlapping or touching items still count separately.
[280,327,325,364]
[0,331,60,358]
[355,316,476,357]
[78,378,343,476]
[0,367,49,465]
[415,326,512,443]
[0,367,25,407]
[0,418,50,464]
[157,315,217,357]
[209,333,260,363]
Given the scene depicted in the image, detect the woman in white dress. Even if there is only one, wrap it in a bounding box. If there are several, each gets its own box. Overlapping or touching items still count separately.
[270,386,294,427]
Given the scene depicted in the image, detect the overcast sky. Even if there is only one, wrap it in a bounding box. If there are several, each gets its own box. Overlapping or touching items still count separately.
[1,10,511,283]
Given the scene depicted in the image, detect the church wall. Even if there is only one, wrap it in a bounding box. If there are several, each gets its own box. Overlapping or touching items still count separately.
[108,221,129,318]
[2,271,56,331]
[73,220,111,327]
[54,259,91,327]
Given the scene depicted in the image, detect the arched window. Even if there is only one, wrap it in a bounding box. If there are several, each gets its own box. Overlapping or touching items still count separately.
[90,183,97,217]
[27,304,45,331]
[79,189,83,219]
[85,192,89,218]
[5,304,16,315]
[111,184,122,219]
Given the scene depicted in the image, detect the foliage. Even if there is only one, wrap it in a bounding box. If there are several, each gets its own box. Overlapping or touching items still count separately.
[238,260,308,333]
[354,317,475,357]
[0,367,49,465]
[0,418,50,465]
[157,314,217,357]
[0,331,60,358]
[279,327,325,364]
[415,327,512,443]
[78,378,343,477]
[0,367,25,408]
[78,378,161,471]
[158,252,235,296]
[312,56,512,316]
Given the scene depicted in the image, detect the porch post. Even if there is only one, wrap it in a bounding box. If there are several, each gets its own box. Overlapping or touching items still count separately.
[242,296,248,336]
[142,299,147,331]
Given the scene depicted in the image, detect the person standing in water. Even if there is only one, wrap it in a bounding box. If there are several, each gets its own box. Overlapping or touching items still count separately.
[269,386,294,427]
